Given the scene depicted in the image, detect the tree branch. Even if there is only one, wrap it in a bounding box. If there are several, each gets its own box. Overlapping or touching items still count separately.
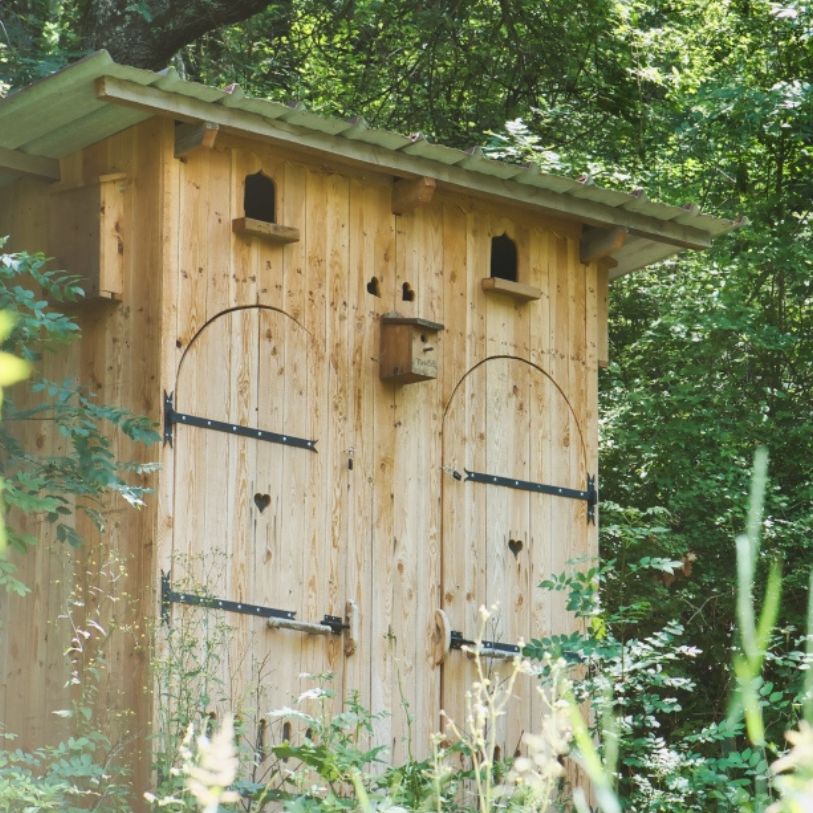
[81,0,291,70]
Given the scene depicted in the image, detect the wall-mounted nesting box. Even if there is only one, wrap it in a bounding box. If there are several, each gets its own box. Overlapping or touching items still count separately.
[0,51,735,793]
[48,171,127,299]
[379,314,444,383]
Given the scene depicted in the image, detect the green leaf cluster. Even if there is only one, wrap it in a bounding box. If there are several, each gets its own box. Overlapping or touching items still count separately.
[0,241,159,593]
[0,731,130,813]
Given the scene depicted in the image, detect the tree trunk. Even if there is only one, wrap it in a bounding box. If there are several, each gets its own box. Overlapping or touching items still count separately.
[78,0,290,70]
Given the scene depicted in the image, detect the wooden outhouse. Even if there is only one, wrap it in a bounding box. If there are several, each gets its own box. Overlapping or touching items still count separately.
[0,52,734,787]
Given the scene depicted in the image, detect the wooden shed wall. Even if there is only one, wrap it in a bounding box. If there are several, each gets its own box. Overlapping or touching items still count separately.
[157,130,601,760]
[0,119,168,791]
[0,115,601,781]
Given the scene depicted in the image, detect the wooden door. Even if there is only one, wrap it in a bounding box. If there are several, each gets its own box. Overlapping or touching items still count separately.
[168,306,341,739]
[440,356,589,755]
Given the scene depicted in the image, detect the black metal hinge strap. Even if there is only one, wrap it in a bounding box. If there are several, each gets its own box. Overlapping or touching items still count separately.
[449,630,522,660]
[160,571,344,634]
[464,468,588,500]
[163,391,317,452]
[461,469,598,524]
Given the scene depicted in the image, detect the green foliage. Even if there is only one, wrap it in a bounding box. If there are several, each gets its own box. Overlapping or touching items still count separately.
[0,310,31,557]
[0,241,159,593]
[0,731,130,813]
[531,560,811,811]
[150,566,234,805]
[530,453,813,812]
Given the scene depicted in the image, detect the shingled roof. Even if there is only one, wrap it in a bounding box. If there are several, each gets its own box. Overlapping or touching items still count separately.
[0,50,739,278]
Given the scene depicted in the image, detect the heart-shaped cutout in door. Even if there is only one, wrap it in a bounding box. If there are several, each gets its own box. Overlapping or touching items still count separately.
[508,538,523,557]
[254,493,271,513]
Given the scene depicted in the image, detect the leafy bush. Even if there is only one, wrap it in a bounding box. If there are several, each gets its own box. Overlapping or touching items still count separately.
[0,731,130,813]
[0,240,159,594]
[147,633,576,813]
[0,241,158,807]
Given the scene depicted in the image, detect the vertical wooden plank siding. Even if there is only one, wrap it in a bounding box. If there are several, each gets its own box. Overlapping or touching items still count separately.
[0,120,167,795]
[344,177,372,741]
[155,114,181,726]
[437,200,467,740]
[440,202,490,740]
[325,171,350,713]
[275,157,310,725]
[548,233,574,636]
[527,225,553,685]
[306,169,346,709]
[390,202,422,759]
[568,237,590,565]
[585,258,601,566]
[296,168,329,709]
[352,178,395,752]
[222,144,257,720]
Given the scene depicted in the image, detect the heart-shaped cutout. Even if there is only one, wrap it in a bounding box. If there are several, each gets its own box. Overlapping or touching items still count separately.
[254,493,271,512]
[508,538,523,557]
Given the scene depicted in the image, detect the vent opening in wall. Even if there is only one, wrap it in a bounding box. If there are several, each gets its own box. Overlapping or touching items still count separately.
[490,233,518,281]
[244,172,276,223]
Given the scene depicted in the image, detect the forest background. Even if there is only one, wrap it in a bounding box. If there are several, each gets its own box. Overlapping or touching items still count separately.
[0,0,811,809]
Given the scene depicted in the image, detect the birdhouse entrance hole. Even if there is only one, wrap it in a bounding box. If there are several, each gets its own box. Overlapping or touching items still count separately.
[233,172,299,243]
[490,233,517,281]
[244,172,276,223]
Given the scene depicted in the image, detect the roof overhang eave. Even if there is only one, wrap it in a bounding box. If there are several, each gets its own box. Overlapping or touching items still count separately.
[0,52,739,273]
[94,75,721,252]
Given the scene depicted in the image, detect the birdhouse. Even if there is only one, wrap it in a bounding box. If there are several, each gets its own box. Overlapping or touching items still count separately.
[379,313,444,383]
[0,51,736,791]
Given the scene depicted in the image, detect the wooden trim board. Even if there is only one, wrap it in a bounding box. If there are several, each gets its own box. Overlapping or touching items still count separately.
[481,276,542,302]
[0,145,60,180]
[232,217,300,243]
